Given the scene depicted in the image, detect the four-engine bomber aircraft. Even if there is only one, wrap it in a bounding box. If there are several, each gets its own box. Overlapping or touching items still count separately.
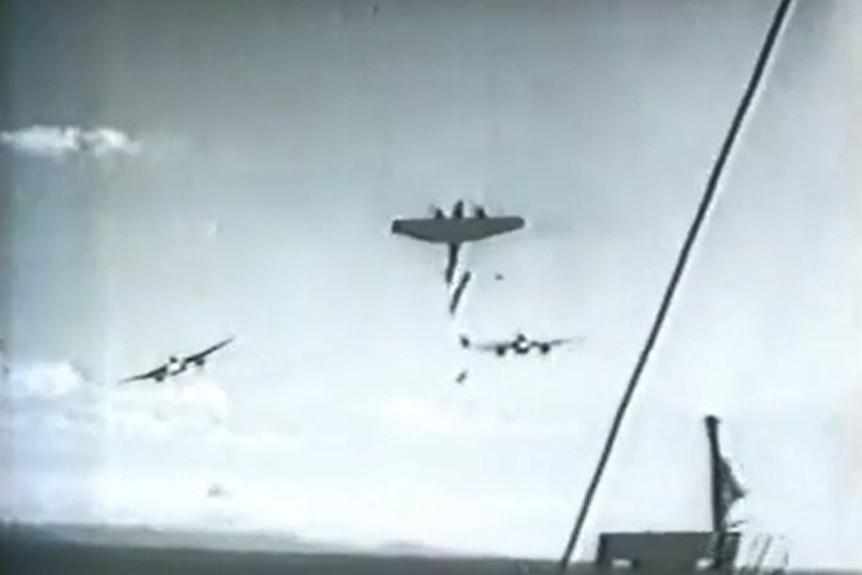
[107,201,558,389]
[459,332,579,357]
[118,337,235,384]
[391,200,525,285]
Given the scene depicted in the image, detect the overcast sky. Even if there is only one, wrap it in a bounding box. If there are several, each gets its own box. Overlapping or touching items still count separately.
[1,0,860,569]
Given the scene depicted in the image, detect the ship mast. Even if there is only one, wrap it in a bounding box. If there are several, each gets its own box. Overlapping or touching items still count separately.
[705,415,746,570]
[705,415,725,536]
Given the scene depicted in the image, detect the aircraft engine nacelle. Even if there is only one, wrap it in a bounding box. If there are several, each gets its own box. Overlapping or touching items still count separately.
[451,201,465,219]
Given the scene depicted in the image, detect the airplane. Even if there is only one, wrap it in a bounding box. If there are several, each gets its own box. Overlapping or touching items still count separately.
[118,337,235,384]
[459,332,579,357]
[391,200,525,285]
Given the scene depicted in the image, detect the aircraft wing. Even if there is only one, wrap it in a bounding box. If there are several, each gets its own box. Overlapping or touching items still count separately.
[544,336,585,348]
[391,218,446,243]
[391,216,525,244]
[118,364,168,384]
[183,336,235,364]
[472,340,507,352]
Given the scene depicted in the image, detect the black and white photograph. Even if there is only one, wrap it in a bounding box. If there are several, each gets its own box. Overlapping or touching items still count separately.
[1,1,859,574]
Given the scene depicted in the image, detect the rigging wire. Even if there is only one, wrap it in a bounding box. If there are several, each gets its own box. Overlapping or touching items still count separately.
[556,1,795,572]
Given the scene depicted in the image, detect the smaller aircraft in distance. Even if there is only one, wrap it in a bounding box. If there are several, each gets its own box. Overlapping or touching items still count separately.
[459,332,580,357]
[118,337,235,384]
[391,200,525,285]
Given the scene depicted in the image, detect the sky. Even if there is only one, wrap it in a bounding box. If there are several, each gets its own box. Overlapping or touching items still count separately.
[1,0,861,569]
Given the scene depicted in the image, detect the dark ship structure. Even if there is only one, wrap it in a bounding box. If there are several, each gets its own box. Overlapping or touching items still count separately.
[592,415,782,575]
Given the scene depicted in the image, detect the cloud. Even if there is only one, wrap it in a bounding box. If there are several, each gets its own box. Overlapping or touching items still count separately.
[80,127,142,157]
[0,125,141,159]
[0,359,307,529]
[0,360,228,440]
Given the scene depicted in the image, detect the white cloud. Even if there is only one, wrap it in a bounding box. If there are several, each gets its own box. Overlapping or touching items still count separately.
[79,127,142,157]
[0,359,304,527]
[1,361,227,430]
[0,125,79,157]
[0,125,141,159]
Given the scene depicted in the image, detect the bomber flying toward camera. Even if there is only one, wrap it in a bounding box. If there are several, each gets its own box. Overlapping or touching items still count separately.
[459,332,580,357]
[118,337,235,384]
[391,200,525,285]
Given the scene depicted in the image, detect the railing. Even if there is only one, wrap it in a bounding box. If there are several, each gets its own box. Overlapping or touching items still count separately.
[734,534,789,575]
